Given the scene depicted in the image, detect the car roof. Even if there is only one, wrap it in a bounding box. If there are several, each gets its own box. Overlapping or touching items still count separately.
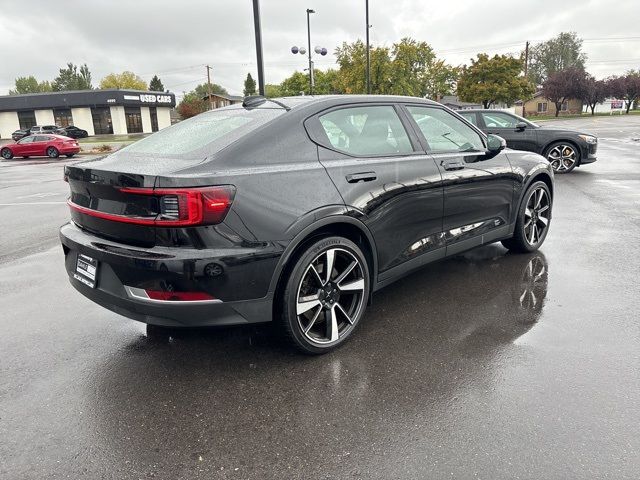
[455,109,513,113]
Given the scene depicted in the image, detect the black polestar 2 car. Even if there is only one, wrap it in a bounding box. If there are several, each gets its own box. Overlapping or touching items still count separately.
[457,109,597,174]
[60,95,554,353]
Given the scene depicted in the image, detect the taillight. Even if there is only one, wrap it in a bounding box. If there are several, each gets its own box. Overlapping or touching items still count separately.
[119,185,235,226]
[68,186,235,226]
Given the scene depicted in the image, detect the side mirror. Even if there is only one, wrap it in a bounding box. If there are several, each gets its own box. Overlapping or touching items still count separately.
[486,134,506,153]
[515,121,527,132]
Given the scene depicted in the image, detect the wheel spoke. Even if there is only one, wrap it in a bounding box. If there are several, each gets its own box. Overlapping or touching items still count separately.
[324,249,335,285]
[334,260,357,285]
[338,278,365,292]
[326,307,339,342]
[538,216,549,226]
[303,306,323,334]
[297,295,321,315]
[335,302,354,325]
[309,265,323,287]
[538,205,549,214]
[525,207,532,218]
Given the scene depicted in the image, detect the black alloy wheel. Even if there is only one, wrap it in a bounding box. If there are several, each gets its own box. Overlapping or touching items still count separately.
[281,236,369,354]
[545,142,578,173]
[502,181,552,253]
[47,147,59,158]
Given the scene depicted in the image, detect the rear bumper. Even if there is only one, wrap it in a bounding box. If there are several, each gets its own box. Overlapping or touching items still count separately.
[59,222,275,327]
[60,146,81,154]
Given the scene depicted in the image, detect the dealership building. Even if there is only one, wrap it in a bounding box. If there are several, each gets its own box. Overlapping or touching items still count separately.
[0,89,176,139]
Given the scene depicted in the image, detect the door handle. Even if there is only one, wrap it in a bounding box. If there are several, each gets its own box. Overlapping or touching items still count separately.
[346,172,377,183]
[441,160,465,171]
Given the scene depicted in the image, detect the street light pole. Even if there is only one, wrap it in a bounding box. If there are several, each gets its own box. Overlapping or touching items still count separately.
[306,8,315,95]
[252,0,265,96]
[365,0,370,94]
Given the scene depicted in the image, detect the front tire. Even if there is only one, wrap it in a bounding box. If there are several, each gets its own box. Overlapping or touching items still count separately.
[502,181,552,253]
[46,147,59,158]
[544,141,579,173]
[1,148,13,159]
[280,236,370,354]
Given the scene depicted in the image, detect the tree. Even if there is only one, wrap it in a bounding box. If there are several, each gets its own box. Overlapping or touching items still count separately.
[99,71,147,90]
[542,67,587,117]
[52,63,92,91]
[528,32,587,85]
[176,91,208,119]
[279,71,310,96]
[193,83,228,99]
[582,76,609,115]
[608,71,640,114]
[265,84,283,98]
[243,73,257,96]
[149,75,165,92]
[457,53,534,108]
[9,76,52,95]
[333,37,457,97]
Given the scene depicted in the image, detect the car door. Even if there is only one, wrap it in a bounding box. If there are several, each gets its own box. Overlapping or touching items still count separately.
[404,105,515,255]
[478,111,538,152]
[14,136,36,156]
[30,136,51,156]
[306,103,445,279]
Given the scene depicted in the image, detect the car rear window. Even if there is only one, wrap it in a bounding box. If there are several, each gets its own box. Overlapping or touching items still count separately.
[115,107,284,160]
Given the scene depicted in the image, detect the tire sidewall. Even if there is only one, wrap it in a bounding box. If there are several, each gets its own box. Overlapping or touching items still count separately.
[544,141,579,174]
[515,181,552,252]
[282,236,370,354]
[47,147,59,158]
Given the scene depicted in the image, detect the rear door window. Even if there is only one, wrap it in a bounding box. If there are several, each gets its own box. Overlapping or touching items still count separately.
[458,112,478,126]
[318,105,413,156]
[407,106,485,153]
[480,112,518,128]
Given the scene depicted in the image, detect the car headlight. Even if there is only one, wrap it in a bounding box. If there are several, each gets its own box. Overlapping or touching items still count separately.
[578,134,597,144]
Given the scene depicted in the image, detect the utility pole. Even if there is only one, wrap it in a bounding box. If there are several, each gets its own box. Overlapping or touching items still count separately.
[523,41,529,118]
[206,65,213,110]
[252,0,265,96]
[306,9,315,95]
[365,0,370,94]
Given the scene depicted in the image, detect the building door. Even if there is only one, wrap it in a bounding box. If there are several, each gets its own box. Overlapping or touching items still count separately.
[91,107,113,135]
[125,107,143,133]
[17,111,37,130]
[149,107,159,132]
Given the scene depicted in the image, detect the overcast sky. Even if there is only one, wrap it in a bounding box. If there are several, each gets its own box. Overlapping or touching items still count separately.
[1,0,639,98]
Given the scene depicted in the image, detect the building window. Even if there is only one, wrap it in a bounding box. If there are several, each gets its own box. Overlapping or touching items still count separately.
[537,102,548,113]
[53,108,73,127]
[561,101,568,112]
[149,107,159,132]
[125,107,143,133]
[17,110,37,129]
[91,107,113,135]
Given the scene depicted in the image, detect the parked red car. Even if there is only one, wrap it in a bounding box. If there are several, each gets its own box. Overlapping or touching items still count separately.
[0,134,80,159]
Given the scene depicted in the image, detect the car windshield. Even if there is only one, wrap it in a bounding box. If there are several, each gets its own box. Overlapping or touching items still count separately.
[114,107,284,160]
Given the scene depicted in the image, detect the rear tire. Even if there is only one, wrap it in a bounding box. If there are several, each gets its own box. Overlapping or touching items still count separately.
[280,236,370,354]
[1,148,13,159]
[66,154,74,158]
[46,147,59,158]
[502,181,552,253]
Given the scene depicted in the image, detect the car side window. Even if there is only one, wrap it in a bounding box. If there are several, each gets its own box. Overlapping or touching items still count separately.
[318,105,413,156]
[35,136,50,142]
[18,136,34,144]
[407,106,485,153]
[459,112,478,126]
[480,112,517,128]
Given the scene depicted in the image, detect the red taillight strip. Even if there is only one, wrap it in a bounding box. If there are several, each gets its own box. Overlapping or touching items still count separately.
[124,286,221,304]
[67,200,157,225]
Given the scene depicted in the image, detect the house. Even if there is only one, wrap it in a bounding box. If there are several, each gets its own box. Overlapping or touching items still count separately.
[202,92,243,109]
[582,98,634,114]
[517,91,583,117]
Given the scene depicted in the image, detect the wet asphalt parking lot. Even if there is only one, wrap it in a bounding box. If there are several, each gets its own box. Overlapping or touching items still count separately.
[1,115,639,479]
